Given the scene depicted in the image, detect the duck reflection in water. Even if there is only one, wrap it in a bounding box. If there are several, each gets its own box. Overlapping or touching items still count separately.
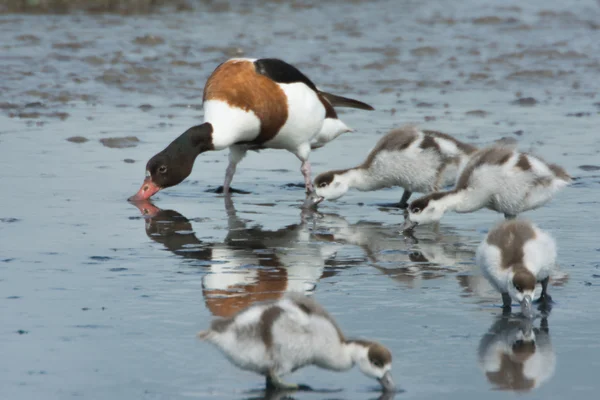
[478,315,555,392]
[313,214,475,288]
[132,196,341,317]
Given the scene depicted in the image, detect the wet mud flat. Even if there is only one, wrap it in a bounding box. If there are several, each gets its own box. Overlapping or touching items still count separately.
[0,0,191,14]
[2,0,600,399]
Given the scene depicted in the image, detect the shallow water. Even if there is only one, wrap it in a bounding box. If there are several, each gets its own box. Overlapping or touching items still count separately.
[2,0,600,399]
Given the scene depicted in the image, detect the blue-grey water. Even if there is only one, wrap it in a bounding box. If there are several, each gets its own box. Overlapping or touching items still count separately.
[1,0,600,399]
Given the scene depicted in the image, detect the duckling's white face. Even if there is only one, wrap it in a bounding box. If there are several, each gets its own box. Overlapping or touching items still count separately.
[354,342,395,391]
[314,173,349,201]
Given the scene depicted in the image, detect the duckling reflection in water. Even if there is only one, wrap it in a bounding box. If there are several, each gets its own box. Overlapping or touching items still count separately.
[131,196,340,318]
[198,293,396,392]
[478,315,555,392]
[313,213,475,288]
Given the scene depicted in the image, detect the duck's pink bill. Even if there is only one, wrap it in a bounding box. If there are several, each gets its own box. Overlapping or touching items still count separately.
[128,178,161,202]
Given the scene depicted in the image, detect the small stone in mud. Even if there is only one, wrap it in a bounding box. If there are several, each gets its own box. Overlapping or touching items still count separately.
[465,110,488,117]
[513,130,524,136]
[512,97,537,106]
[17,330,28,335]
[97,69,127,85]
[16,34,40,43]
[89,256,111,262]
[0,102,19,109]
[472,16,517,25]
[99,136,140,149]
[109,267,128,272]
[25,102,44,108]
[7,295,20,299]
[139,104,153,112]
[416,102,434,108]
[67,136,89,143]
[83,56,105,66]
[411,46,439,56]
[578,165,600,171]
[124,158,135,164]
[15,112,41,119]
[82,307,90,311]
[1,218,20,223]
[566,112,591,117]
[133,35,165,46]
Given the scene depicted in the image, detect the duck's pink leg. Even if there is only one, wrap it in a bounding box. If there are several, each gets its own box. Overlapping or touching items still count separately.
[301,160,314,193]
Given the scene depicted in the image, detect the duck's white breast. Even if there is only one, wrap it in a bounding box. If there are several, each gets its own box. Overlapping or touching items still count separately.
[264,83,325,152]
[204,100,261,150]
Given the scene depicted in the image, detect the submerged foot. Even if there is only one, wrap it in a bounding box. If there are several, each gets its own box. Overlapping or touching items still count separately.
[206,186,251,194]
[266,375,312,391]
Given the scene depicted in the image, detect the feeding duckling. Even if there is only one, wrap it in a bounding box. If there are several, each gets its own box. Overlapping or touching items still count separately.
[400,145,571,230]
[314,126,477,208]
[476,220,556,317]
[197,293,395,392]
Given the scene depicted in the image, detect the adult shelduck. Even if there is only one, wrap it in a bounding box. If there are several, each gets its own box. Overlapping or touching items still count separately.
[128,58,373,204]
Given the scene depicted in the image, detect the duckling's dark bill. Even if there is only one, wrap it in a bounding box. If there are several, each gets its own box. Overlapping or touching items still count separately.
[520,295,534,318]
[128,178,161,202]
[399,218,417,232]
[378,370,396,392]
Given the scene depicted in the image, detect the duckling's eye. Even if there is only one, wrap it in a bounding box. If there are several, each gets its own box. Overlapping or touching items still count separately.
[514,284,522,292]
[158,165,168,174]
[373,361,383,368]
[412,207,421,214]
[319,182,328,188]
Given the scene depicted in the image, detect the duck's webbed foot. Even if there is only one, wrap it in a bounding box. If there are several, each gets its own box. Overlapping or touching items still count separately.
[501,292,512,315]
[538,277,554,304]
[266,373,313,391]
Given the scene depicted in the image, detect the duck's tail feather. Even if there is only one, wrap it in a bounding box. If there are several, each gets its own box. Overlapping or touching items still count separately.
[320,92,374,111]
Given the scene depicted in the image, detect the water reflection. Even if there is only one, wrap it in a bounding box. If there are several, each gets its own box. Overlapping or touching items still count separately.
[478,315,555,392]
[244,388,396,400]
[132,197,341,317]
[314,214,475,288]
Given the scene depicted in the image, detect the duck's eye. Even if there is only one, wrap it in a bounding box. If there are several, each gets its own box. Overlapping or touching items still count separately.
[373,361,383,368]
[412,207,421,214]
[158,165,168,174]
[514,284,522,292]
[319,182,328,188]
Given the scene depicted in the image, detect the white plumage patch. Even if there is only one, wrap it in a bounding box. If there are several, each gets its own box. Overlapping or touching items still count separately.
[204,99,261,150]
[264,82,325,156]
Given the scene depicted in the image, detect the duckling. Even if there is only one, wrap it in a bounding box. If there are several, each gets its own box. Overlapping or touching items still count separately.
[475,220,556,317]
[400,145,571,230]
[197,293,395,392]
[314,126,477,208]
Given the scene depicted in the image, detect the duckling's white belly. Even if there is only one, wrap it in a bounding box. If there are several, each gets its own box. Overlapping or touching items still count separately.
[521,228,556,280]
[263,83,326,152]
[476,241,509,293]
